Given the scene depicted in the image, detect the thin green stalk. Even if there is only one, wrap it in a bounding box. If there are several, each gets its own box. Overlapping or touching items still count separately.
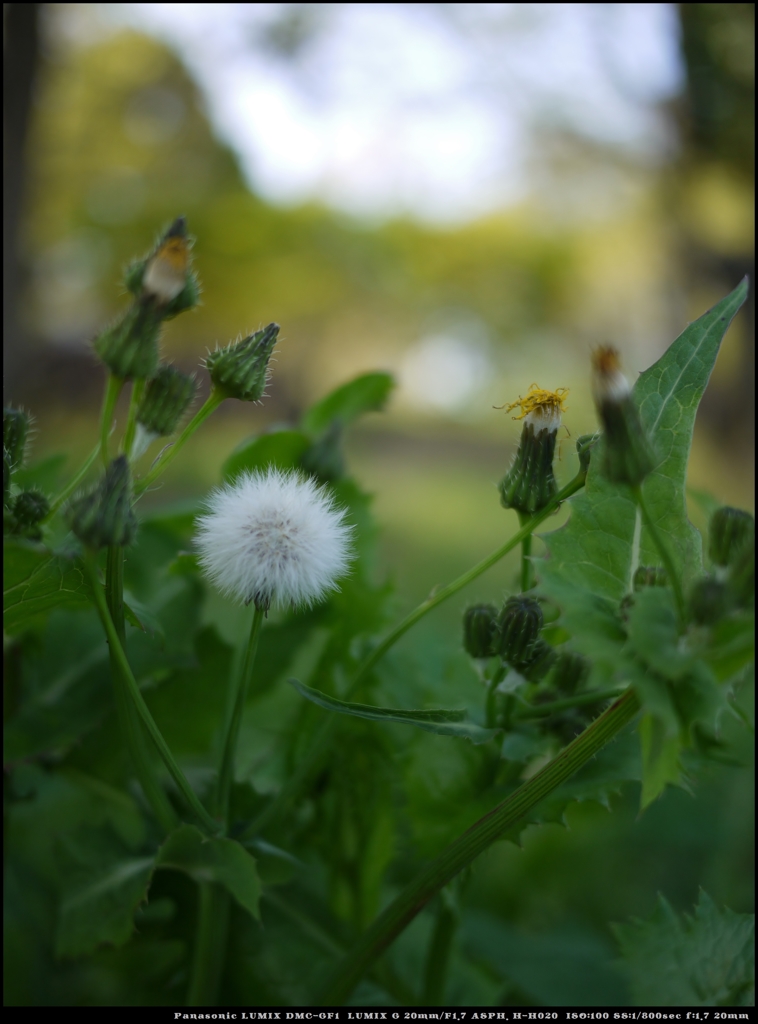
[518,511,532,591]
[517,686,625,719]
[134,391,223,495]
[122,378,145,459]
[100,374,123,466]
[83,552,220,835]
[242,470,586,840]
[105,546,178,834]
[632,484,685,624]
[186,883,230,1005]
[215,604,266,826]
[42,442,100,522]
[421,895,458,1005]
[318,688,640,1005]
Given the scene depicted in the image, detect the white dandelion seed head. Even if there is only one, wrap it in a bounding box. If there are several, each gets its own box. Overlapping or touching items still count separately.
[194,468,353,609]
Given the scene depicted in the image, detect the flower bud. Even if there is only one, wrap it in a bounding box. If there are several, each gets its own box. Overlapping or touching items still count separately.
[726,535,755,608]
[522,639,558,682]
[13,489,49,527]
[688,575,728,625]
[633,565,669,591]
[492,595,543,667]
[124,217,199,314]
[708,507,754,568]
[591,347,655,486]
[462,603,498,659]
[206,323,279,402]
[137,365,196,437]
[3,407,30,469]
[498,386,568,515]
[549,650,590,694]
[93,302,162,380]
[67,455,137,549]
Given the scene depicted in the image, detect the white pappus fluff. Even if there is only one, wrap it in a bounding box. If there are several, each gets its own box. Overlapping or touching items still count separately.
[194,468,353,609]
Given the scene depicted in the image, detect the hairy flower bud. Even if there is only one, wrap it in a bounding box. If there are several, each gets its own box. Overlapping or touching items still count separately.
[93,302,162,380]
[13,489,49,527]
[492,595,543,667]
[709,507,754,568]
[522,639,558,682]
[498,386,568,515]
[688,575,728,626]
[4,407,30,469]
[549,650,590,694]
[67,456,137,549]
[206,323,279,403]
[137,365,196,437]
[591,347,655,486]
[125,217,199,317]
[462,603,498,659]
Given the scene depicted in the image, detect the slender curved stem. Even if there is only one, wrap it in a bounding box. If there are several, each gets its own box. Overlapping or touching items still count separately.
[516,686,624,719]
[100,374,123,466]
[134,391,223,495]
[318,689,640,1005]
[122,378,145,460]
[105,546,178,834]
[632,484,685,624]
[215,603,266,826]
[83,552,220,835]
[242,470,587,840]
[42,443,100,522]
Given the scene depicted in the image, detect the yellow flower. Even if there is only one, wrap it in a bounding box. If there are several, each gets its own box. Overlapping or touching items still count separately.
[502,384,568,433]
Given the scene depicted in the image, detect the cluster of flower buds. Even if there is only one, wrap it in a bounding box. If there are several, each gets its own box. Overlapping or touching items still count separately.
[463,595,551,674]
[67,455,137,549]
[94,218,199,381]
[206,323,280,403]
[591,347,655,486]
[498,386,568,515]
[689,506,755,623]
[3,407,49,540]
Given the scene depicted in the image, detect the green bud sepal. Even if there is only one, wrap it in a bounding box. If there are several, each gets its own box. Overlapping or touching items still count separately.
[206,323,279,402]
[462,603,498,660]
[67,455,137,549]
[93,302,162,380]
[492,595,544,668]
[499,423,558,515]
[136,365,197,449]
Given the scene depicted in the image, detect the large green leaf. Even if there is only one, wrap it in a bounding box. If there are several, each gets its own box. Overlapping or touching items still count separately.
[300,372,394,436]
[538,280,748,612]
[156,824,261,920]
[3,539,93,634]
[289,677,497,744]
[614,890,754,1006]
[222,428,310,482]
[55,826,155,958]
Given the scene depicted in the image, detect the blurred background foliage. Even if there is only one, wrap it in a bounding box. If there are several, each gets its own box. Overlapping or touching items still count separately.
[3,3,754,1005]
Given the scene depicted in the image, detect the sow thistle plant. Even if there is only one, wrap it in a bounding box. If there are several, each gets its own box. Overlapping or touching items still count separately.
[3,219,754,1009]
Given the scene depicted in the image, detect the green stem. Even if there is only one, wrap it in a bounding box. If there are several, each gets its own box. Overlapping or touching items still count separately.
[105,546,178,834]
[134,391,223,495]
[42,443,100,522]
[215,604,266,826]
[632,485,686,624]
[186,883,230,1005]
[83,552,220,835]
[242,471,586,840]
[122,378,145,459]
[318,689,640,1005]
[518,512,532,591]
[517,686,624,719]
[100,374,123,466]
[421,895,458,1005]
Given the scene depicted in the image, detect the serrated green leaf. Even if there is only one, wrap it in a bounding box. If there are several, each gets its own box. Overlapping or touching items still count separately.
[288,677,497,744]
[156,824,261,920]
[3,539,93,633]
[55,826,155,958]
[639,711,682,808]
[538,281,749,613]
[301,372,394,436]
[627,588,693,680]
[222,429,310,482]
[614,890,755,1006]
[701,610,755,683]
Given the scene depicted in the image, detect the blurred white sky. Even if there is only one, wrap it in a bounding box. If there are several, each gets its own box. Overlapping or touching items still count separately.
[103,2,685,223]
